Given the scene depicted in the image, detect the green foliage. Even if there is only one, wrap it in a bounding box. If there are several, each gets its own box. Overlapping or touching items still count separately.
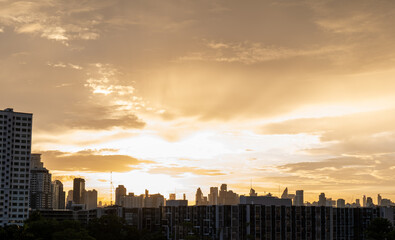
[366,218,395,240]
[0,211,166,240]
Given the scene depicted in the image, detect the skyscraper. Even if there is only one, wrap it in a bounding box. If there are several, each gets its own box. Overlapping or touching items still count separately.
[378,194,382,206]
[318,193,326,206]
[337,199,346,208]
[208,187,218,205]
[52,180,65,209]
[366,197,373,207]
[0,108,32,226]
[294,190,304,206]
[84,189,97,209]
[195,188,204,205]
[29,154,52,209]
[115,185,126,206]
[73,178,85,204]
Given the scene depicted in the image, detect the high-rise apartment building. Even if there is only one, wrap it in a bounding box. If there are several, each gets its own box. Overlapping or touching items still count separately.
[84,189,97,209]
[208,187,218,205]
[218,184,239,205]
[294,190,304,206]
[115,185,126,206]
[337,198,346,208]
[52,180,65,209]
[195,188,204,205]
[0,108,32,226]
[29,154,52,209]
[318,193,326,206]
[121,193,144,208]
[73,178,85,204]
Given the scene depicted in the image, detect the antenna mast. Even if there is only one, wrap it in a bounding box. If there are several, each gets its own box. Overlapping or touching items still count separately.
[110,171,113,206]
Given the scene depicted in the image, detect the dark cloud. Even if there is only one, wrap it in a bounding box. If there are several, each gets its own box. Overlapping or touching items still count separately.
[41,150,152,172]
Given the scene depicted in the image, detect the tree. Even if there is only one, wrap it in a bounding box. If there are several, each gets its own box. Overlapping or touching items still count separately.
[366,218,395,240]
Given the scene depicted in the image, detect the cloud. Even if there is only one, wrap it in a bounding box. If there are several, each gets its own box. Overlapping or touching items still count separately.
[179,40,347,64]
[52,175,83,183]
[267,155,395,191]
[148,166,226,177]
[261,109,395,155]
[41,150,153,172]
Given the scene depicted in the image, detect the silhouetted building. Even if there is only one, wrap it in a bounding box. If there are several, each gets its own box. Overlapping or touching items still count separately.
[378,194,382,206]
[363,195,367,207]
[240,195,292,206]
[249,188,258,197]
[366,197,374,207]
[0,108,32,226]
[66,190,73,203]
[218,184,239,205]
[168,193,176,200]
[115,185,127,206]
[73,178,85,204]
[121,193,144,208]
[318,193,326,206]
[381,198,392,207]
[162,204,383,240]
[144,190,164,208]
[52,180,65,209]
[30,154,52,210]
[166,199,188,207]
[85,189,97,209]
[208,187,218,205]
[195,187,205,205]
[294,190,304,206]
[337,198,346,208]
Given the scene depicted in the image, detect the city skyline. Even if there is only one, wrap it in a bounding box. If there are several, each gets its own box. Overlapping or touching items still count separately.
[2,0,395,204]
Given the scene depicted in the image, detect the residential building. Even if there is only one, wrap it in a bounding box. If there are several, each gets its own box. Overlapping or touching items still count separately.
[121,193,144,208]
[218,184,239,205]
[29,154,52,210]
[115,185,126,206]
[337,199,346,208]
[294,190,304,206]
[144,190,164,208]
[0,108,32,225]
[318,193,326,206]
[85,189,97,210]
[51,180,65,209]
[208,187,218,205]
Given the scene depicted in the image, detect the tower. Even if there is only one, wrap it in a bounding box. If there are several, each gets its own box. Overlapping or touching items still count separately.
[52,180,65,209]
[294,190,304,206]
[73,178,85,204]
[115,185,127,206]
[29,154,52,209]
[0,108,33,226]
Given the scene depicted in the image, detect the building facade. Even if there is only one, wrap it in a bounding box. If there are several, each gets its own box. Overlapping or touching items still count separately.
[0,108,32,226]
[29,154,52,210]
[52,180,65,209]
[85,189,98,210]
[73,178,85,204]
[115,185,127,206]
[162,205,384,240]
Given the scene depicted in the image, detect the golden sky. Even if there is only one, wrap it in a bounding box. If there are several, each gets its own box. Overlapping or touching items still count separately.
[1,0,395,204]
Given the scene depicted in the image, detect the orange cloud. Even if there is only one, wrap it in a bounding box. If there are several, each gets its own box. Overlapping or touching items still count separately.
[41,150,153,173]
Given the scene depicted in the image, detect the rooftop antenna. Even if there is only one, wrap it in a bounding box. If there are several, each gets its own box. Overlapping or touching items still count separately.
[110,171,113,206]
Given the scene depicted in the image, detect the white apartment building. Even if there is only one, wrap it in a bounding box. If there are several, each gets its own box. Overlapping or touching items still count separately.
[0,108,32,226]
